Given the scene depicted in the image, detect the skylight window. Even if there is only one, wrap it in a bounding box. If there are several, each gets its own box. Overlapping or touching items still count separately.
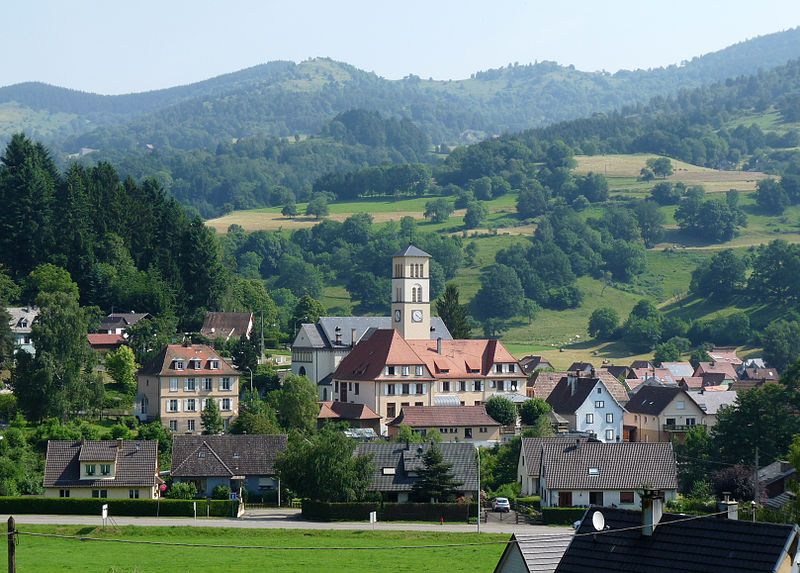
[588,467,600,476]
[382,467,396,475]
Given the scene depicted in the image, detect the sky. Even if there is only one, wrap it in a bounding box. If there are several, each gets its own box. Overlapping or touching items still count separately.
[3,0,800,95]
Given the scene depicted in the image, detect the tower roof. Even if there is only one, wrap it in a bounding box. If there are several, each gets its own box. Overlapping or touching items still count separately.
[392,245,431,258]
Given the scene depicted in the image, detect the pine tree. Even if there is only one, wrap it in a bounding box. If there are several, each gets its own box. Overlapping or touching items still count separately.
[201,398,224,435]
[410,445,463,503]
[435,284,471,339]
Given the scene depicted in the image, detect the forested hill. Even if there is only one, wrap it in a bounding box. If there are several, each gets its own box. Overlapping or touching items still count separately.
[3,27,800,149]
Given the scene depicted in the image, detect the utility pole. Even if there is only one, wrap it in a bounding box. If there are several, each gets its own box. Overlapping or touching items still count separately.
[260,309,264,362]
[753,446,759,515]
[7,516,15,573]
[477,446,481,534]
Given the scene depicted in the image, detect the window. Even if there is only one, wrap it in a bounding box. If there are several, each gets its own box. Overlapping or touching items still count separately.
[588,467,600,476]
[509,364,516,373]
[676,400,685,410]
[595,400,605,408]
[354,383,360,396]
[382,467,396,476]
[401,366,410,376]
[203,378,212,391]
[395,287,401,302]
[221,377,231,391]
[585,413,594,424]
[442,381,450,392]
[414,402,423,407]
[92,490,108,498]
[620,491,635,504]
[479,427,487,433]
[387,403,396,418]
[597,387,602,394]
[589,491,604,506]
[129,489,140,499]
[169,378,178,392]
[387,366,396,376]
[510,381,518,392]
[186,378,196,391]
[401,402,410,407]
[465,428,473,439]
[686,417,696,426]
[168,399,179,413]
[474,380,483,392]
[187,419,195,432]
[415,383,424,395]
[221,398,231,411]
[402,383,410,395]
[665,418,676,426]
[190,359,201,370]
[186,399,196,412]
[415,366,423,376]
[459,381,467,392]
[174,360,184,370]
[386,384,396,396]
[474,401,481,406]
[209,359,219,370]
[86,464,96,476]
[59,489,70,498]
[169,420,178,432]
[606,413,614,423]
[496,380,505,391]
[495,364,502,373]
[605,429,614,441]
[100,464,111,476]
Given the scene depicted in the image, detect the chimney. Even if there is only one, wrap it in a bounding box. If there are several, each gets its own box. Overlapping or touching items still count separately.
[575,438,581,451]
[641,489,665,536]
[717,492,739,520]
[567,373,577,395]
[335,326,342,345]
[436,337,443,355]
[351,328,357,348]
[116,438,123,449]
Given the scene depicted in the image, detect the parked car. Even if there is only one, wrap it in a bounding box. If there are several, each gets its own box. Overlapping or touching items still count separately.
[492,497,511,512]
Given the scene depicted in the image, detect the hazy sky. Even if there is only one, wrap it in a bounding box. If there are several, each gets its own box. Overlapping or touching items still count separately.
[3,0,800,94]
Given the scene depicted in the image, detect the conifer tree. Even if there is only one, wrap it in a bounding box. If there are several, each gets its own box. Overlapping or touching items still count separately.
[201,398,224,435]
[435,284,471,339]
[410,444,463,503]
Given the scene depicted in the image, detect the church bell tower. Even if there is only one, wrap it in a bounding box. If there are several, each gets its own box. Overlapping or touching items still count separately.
[391,246,431,340]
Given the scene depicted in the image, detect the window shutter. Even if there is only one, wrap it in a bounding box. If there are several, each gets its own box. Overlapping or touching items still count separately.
[422,384,427,394]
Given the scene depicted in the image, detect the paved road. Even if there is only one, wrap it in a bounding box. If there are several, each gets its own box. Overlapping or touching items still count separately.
[8,509,570,535]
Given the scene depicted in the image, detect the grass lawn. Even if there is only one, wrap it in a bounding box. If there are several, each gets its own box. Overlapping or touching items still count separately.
[2,525,507,573]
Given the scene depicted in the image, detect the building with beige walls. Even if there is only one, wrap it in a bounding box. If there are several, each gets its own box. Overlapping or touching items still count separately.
[623,386,707,442]
[135,343,239,434]
[387,405,502,446]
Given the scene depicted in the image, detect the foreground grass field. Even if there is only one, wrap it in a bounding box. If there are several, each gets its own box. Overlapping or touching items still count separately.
[1,524,507,573]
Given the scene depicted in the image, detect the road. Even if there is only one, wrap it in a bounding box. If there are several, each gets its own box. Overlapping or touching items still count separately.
[9,508,570,535]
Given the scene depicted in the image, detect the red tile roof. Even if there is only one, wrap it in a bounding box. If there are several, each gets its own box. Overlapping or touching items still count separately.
[318,401,381,421]
[694,361,739,380]
[87,333,125,348]
[138,344,239,377]
[333,330,520,381]
[387,405,500,427]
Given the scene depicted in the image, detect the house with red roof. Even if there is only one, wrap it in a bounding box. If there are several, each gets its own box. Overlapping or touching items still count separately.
[387,405,502,445]
[330,247,524,434]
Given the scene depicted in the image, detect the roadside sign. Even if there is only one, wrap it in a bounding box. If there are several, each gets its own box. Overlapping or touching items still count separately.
[101,504,108,520]
[369,511,377,524]
[229,492,238,501]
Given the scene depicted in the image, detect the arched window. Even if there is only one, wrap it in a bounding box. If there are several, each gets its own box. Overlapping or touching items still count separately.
[299,366,306,376]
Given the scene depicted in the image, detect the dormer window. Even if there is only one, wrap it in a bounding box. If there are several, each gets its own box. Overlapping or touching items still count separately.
[415,365,423,376]
[209,359,219,370]
[174,360,184,370]
[387,366,396,376]
[100,464,111,476]
[401,366,410,376]
[86,464,96,476]
[190,358,201,370]
[509,364,516,373]
[495,364,502,373]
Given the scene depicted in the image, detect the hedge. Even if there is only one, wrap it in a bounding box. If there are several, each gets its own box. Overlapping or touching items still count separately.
[541,507,588,525]
[0,497,238,517]
[517,496,541,510]
[301,501,477,522]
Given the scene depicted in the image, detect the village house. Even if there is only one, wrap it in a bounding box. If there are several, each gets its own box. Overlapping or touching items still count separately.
[291,315,451,392]
[355,442,477,503]
[387,405,502,446]
[517,435,600,496]
[7,306,38,355]
[545,375,626,443]
[688,389,737,428]
[539,442,677,508]
[330,247,523,433]
[623,386,708,442]
[493,532,573,573]
[200,311,253,343]
[98,312,151,335]
[759,460,797,511]
[87,333,126,353]
[317,401,381,434]
[528,370,629,406]
[708,346,743,367]
[170,435,287,500]
[519,355,554,374]
[693,361,739,384]
[557,494,799,573]
[43,439,161,499]
[135,342,239,433]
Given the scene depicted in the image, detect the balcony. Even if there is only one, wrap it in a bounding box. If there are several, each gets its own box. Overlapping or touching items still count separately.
[663,423,705,432]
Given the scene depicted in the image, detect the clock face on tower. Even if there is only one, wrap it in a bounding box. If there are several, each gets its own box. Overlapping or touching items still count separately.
[412,310,423,323]
[394,310,401,322]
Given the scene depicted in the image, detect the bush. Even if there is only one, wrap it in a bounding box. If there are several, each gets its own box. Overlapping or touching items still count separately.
[211,484,232,500]
[0,496,237,517]
[490,482,521,504]
[516,496,541,510]
[541,507,588,525]
[301,500,476,522]
[168,482,198,500]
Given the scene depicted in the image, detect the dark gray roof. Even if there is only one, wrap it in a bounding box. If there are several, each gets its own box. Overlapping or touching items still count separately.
[494,533,573,573]
[354,442,477,493]
[557,507,799,573]
[170,435,287,478]
[625,386,683,415]
[293,316,452,349]
[393,245,431,258]
[521,436,600,478]
[44,440,159,488]
[542,442,677,490]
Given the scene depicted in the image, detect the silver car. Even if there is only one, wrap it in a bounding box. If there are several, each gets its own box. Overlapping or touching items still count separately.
[492,497,511,512]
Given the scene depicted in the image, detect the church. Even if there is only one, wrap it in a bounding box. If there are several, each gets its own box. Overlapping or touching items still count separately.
[328,246,524,434]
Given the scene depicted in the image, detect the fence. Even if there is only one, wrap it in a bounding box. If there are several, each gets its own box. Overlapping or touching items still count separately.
[301,500,476,522]
[0,496,238,517]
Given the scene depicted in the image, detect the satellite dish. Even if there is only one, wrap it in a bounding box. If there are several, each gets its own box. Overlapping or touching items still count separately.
[592,511,605,532]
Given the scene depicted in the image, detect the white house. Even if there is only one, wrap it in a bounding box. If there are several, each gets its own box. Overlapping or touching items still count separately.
[545,375,626,443]
[539,441,678,508]
[517,435,600,496]
[7,306,38,355]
